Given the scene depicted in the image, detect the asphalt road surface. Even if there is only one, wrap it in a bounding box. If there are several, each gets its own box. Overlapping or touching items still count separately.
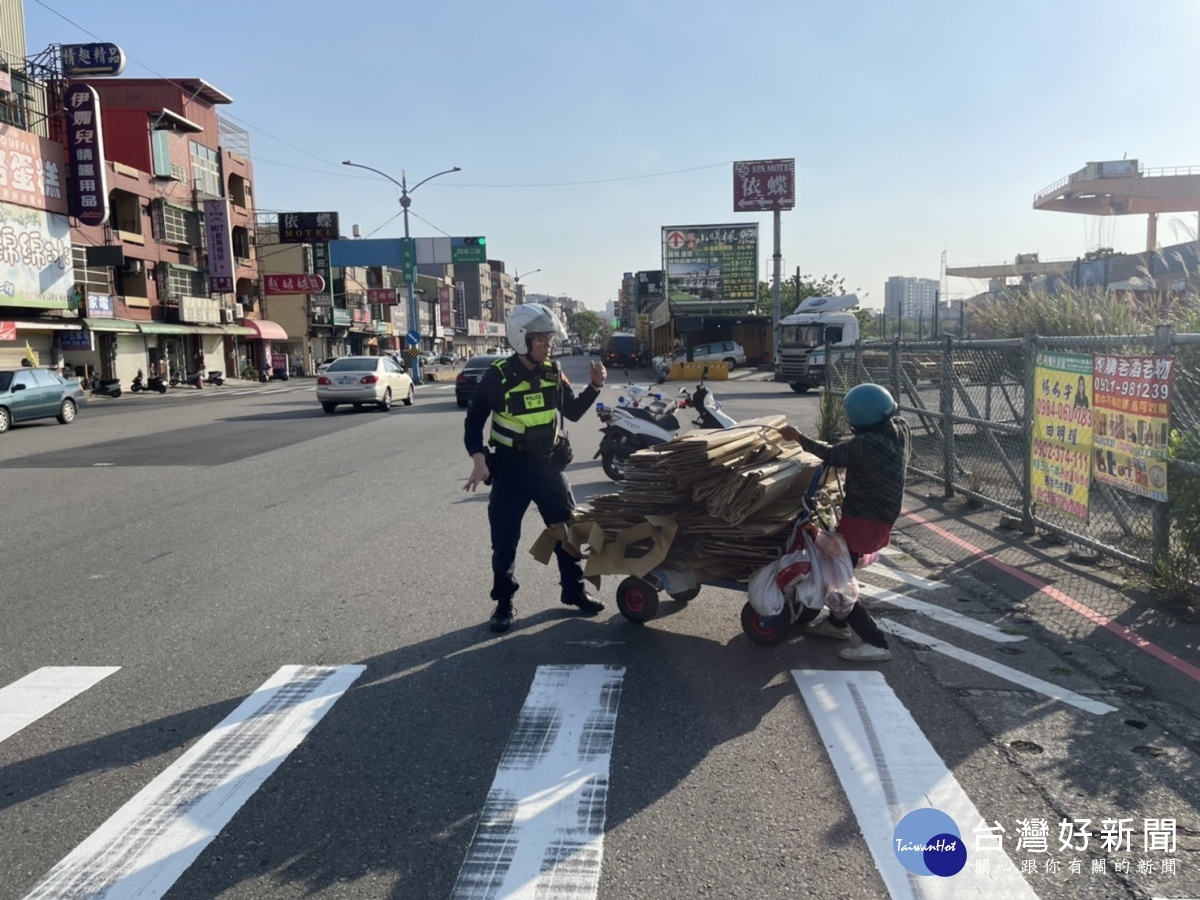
[1,361,1196,899]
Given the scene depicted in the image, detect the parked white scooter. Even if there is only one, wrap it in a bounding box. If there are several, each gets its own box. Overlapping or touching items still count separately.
[594,370,736,481]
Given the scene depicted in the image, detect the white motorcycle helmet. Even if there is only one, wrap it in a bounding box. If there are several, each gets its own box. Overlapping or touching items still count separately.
[506,302,568,354]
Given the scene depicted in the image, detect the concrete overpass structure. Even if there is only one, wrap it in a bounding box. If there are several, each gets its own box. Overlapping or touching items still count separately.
[1033,159,1200,251]
[945,254,1075,281]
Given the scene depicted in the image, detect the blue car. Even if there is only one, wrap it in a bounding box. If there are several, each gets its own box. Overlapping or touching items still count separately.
[0,367,86,434]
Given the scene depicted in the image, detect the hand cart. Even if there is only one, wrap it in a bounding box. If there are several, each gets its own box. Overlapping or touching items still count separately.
[611,464,834,648]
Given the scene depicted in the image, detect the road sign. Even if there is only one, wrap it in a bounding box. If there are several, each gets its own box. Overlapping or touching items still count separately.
[733,158,795,211]
[406,329,421,346]
[407,347,420,358]
[401,238,416,284]
[451,236,487,264]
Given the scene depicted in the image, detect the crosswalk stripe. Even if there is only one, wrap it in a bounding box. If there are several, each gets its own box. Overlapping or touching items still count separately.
[452,664,625,900]
[879,621,1116,715]
[793,670,1039,899]
[870,561,951,591]
[23,664,364,900]
[0,666,120,745]
[857,583,1025,644]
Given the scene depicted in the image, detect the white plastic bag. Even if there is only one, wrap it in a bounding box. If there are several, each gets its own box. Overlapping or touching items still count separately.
[807,528,859,614]
[747,558,786,616]
[790,528,860,613]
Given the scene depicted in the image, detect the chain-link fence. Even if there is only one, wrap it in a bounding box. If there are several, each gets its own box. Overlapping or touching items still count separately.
[826,330,1200,582]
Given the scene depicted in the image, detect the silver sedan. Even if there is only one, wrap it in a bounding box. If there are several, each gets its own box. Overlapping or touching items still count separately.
[316,356,414,413]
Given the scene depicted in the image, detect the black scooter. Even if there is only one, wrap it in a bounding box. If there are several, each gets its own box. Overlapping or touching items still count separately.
[89,376,122,398]
[130,368,168,393]
[204,370,224,387]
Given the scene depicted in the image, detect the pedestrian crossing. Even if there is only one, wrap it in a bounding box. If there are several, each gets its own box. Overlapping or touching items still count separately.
[2,634,1065,899]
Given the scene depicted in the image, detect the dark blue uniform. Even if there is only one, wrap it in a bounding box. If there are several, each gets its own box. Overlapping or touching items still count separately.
[465,354,600,605]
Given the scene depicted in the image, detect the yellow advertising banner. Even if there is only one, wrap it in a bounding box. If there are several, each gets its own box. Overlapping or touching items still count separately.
[1032,351,1093,522]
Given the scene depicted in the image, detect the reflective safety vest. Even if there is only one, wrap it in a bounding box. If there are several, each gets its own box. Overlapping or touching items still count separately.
[488,357,561,455]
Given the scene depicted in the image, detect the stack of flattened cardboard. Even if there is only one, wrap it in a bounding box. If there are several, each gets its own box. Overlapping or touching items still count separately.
[531,417,826,585]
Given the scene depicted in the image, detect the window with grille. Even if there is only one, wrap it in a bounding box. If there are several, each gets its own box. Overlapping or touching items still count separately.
[165,266,207,299]
[190,141,222,197]
[153,200,201,246]
[71,245,111,294]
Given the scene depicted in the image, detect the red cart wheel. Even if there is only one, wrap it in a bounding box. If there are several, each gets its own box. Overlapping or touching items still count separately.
[741,601,792,646]
[616,577,660,623]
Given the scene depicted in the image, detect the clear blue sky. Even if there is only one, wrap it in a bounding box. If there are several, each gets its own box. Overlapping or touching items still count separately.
[25,0,1200,310]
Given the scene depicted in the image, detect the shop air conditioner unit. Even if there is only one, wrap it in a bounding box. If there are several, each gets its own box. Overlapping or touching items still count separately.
[220,308,234,324]
[122,259,143,274]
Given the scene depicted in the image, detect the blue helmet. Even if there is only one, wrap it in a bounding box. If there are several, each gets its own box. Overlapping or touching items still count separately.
[843,383,898,431]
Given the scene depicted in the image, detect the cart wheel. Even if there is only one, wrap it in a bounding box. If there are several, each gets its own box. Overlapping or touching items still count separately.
[616,577,660,623]
[741,601,792,646]
[669,587,701,603]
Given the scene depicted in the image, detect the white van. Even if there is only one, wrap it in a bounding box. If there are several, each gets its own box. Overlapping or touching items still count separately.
[654,340,746,373]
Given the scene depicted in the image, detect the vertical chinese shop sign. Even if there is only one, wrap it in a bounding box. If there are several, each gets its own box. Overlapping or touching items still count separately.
[1032,351,1093,522]
[1091,354,1174,502]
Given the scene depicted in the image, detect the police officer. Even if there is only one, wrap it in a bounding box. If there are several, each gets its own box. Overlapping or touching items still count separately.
[463,303,607,632]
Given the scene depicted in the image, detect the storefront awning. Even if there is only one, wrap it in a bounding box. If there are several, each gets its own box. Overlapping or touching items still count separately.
[84,318,142,333]
[221,324,256,336]
[137,321,191,335]
[240,318,288,341]
[189,325,227,334]
[7,318,84,332]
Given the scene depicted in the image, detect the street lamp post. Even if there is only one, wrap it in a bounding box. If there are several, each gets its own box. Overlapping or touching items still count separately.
[342,160,460,382]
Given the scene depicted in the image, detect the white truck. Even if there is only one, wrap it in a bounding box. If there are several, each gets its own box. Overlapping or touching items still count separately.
[774,294,861,393]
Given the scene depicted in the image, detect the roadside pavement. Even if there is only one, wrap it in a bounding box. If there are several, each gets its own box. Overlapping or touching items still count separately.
[891,485,1200,722]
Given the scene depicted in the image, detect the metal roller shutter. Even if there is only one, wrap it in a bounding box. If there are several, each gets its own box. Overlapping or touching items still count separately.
[0,334,53,369]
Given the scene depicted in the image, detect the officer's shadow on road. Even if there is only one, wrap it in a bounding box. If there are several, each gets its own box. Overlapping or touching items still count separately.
[1,602,809,899]
[192,613,816,899]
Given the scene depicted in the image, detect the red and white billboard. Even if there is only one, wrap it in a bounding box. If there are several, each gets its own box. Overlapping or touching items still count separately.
[733,158,795,211]
[0,125,67,214]
[263,274,326,295]
[368,288,397,304]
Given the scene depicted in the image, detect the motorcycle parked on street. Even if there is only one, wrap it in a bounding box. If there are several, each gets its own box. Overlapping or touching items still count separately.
[204,370,225,387]
[130,368,168,393]
[594,370,737,481]
[88,375,123,398]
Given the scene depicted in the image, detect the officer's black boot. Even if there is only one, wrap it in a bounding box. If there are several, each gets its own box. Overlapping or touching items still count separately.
[490,599,515,632]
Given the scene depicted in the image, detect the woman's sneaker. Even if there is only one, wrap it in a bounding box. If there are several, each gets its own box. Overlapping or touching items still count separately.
[805,613,852,641]
[839,643,892,662]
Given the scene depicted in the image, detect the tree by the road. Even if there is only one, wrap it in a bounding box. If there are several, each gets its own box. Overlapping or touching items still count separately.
[568,309,603,345]
[754,273,848,317]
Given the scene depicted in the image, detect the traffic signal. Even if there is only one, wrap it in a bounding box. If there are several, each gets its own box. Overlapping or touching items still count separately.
[464,236,486,247]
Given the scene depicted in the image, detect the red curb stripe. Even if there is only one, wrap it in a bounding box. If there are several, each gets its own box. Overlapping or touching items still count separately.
[902,508,1200,684]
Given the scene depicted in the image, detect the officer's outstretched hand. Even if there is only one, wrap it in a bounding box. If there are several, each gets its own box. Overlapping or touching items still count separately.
[464,453,490,492]
[589,359,607,389]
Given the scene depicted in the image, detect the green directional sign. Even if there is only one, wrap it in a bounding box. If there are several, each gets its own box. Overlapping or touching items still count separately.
[451,236,487,264]
[400,237,416,284]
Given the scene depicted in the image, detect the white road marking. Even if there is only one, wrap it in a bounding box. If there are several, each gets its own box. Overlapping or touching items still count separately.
[880,621,1116,715]
[871,562,951,591]
[793,670,1039,899]
[23,664,365,900]
[857,583,1025,644]
[0,666,120,745]
[452,664,625,900]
